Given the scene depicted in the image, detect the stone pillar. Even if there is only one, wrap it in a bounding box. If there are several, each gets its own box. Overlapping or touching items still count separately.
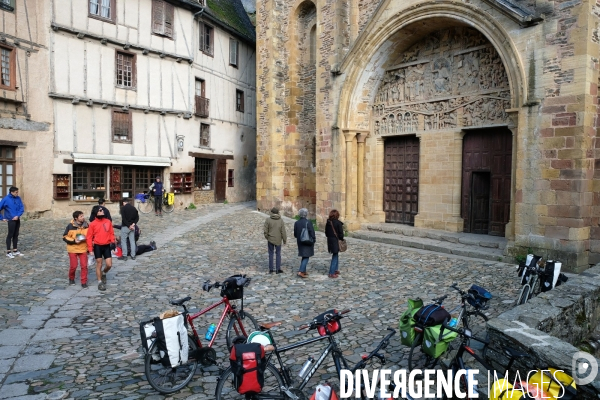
[344,131,357,221]
[448,131,465,232]
[372,137,386,222]
[356,132,368,221]
[504,124,518,241]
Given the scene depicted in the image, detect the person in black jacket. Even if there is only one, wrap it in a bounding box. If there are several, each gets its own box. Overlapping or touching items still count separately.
[89,198,112,222]
[119,198,139,261]
[293,208,315,278]
[325,209,344,278]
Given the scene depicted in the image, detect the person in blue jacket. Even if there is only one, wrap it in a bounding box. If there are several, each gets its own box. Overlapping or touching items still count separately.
[151,176,164,217]
[0,187,25,259]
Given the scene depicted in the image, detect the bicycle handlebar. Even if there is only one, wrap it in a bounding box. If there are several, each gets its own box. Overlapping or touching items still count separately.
[297,309,351,331]
[202,277,252,293]
[441,320,489,345]
[432,294,448,304]
[351,328,396,372]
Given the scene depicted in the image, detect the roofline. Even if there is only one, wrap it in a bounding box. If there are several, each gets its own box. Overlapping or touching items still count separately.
[197,12,256,44]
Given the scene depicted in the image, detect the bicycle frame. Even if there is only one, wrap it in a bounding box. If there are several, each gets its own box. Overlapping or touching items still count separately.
[184,296,245,348]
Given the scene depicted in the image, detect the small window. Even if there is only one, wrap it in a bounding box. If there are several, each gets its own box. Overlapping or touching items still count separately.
[195,79,209,117]
[194,158,213,190]
[229,39,239,67]
[228,169,234,187]
[112,109,132,143]
[200,123,210,147]
[152,0,174,38]
[116,51,136,88]
[199,22,214,56]
[0,45,15,91]
[236,89,244,113]
[89,0,115,22]
[0,0,15,12]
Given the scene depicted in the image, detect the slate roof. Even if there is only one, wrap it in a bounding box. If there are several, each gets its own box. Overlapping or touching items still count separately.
[204,0,256,43]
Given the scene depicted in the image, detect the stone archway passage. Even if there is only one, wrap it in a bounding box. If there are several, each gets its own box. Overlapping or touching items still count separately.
[384,136,420,225]
[461,128,512,236]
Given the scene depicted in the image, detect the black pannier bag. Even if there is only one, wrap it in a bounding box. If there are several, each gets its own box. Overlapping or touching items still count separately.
[413,304,451,327]
[541,261,562,292]
[221,274,248,300]
[229,343,266,394]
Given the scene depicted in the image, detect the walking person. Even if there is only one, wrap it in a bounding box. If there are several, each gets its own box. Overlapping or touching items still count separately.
[0,187,25,259]
[86,208,115,291]
[294,208,315,278]
[325,209,344,278]
[119,198,139,261]
[89,198,112,222]
[263,207,286,274]
[150,176,163,217]
[63,211,89,288]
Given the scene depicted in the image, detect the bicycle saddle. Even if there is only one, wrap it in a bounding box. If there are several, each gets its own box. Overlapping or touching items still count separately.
[259,321,282,331]
[170,296,191,306]
[503,346,528,359]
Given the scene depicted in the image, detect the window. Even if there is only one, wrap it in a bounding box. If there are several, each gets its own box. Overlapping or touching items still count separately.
[228,169,234,187]
[116,51,135,88]
[199,22,214,56]
[122,167,162,194]
[73,165,106,197]
[152,0,174,38]
[0,0,15,12]
[112,109,132,142]
[0,147,15,199]
[89,0,115,22]
[310,25,317,64]
[0,45,15,91]
[195,78,209,117]
[200,123,210,147]
[236,89,244,112]
[194,158,213,190]
[229,39,239,67]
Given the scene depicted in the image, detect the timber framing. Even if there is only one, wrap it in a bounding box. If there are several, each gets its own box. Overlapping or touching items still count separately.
[188,151,233,160]
[50,23,194,64]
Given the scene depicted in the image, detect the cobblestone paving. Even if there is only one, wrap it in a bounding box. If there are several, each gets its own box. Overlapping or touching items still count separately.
[0,202,522,399]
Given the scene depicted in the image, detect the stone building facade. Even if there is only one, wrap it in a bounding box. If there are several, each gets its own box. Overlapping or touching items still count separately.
[256,0,600,271]
[1,0,256,218]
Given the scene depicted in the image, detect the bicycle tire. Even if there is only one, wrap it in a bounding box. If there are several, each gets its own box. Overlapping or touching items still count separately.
[225,311,259,350]
[145,334,199,394]
[407,332,439,371]
[163,203,175,213]
[517,285,531,305]
[138,199,154,214]
[465,311,489,359]
[215,363,284,400]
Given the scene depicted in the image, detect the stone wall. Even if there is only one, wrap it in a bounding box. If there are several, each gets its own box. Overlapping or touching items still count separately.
[194,190,215,205]
[487,265,600,397]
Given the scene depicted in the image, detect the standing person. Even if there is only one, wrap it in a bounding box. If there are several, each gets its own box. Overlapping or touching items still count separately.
[293,208,315,278]
[62,211,89,288]
[86,208,115,291]
[119,198,139,261]
[89,198,112,222]
[0,187,25,259]
[263,207,286,274]
[325,209,344,278]
[151,176,164,217]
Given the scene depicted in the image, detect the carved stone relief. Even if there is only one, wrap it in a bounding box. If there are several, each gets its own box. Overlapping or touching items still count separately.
[373,27,511,136]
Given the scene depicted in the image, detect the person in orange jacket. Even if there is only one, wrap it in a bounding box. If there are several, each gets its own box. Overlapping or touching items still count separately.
[86,208,115,291]
[63,211,89,288]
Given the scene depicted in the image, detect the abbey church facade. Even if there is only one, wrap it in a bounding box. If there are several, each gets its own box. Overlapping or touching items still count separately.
[256,0,600,270]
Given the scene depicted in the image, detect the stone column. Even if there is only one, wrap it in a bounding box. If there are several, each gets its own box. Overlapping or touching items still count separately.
[356,132,368,221]
[344,131,357,220]
[448,131,465,232]
[373,137,386,222]
[504,125,518,241]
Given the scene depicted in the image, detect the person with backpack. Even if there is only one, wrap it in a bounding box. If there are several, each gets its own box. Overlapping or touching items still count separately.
[119,198,139,261]
[89,198,112,222]
[86,207,115,291]
[151,176,164,217]
[62,211,89,288]
[263,207,286,274]
[0,187,25,259]
[293,208,315,278]
[325,209,344,278]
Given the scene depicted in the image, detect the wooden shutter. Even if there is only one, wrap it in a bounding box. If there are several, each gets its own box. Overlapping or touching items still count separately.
[229,39,238,65]
[199,23,205,51]
[152,0,165,35]
[164,2,174,37]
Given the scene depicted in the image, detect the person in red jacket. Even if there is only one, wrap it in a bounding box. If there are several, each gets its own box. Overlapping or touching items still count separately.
[86,208,115,291]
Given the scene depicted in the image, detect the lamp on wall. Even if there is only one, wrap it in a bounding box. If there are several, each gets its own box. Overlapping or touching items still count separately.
[176,135,185,151]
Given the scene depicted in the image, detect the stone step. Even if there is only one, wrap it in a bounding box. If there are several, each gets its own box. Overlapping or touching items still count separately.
[351,230,515,264]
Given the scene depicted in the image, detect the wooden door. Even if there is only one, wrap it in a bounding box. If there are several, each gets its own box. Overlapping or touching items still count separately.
[110,166,122,202]
[215,159,227,202]
[384,136,420,225]
[462,128,512,236]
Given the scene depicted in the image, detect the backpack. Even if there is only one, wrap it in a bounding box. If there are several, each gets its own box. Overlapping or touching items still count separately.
[153,314,188,368]
[229,343,266,394]
[413,304,451,327]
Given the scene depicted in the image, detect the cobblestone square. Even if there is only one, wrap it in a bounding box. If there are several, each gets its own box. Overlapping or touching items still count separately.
[0,202,521,399]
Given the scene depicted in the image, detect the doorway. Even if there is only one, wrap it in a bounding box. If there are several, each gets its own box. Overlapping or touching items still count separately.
[384,136,420,225]
[215,159,227,202]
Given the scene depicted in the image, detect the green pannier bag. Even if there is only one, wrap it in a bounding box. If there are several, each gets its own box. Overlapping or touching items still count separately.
[422,324,458,358]
[398,298,424,346]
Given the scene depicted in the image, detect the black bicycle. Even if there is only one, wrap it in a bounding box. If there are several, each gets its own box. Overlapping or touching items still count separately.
[408,283,490,371]
[215,309,397,400]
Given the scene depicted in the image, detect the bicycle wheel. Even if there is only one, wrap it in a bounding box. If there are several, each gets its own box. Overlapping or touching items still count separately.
[226,311,259,350]
[163,200,175,213]
[215,363,285,400]
[463,311,489,359]
[517,285,530,305]
[407,332,439,371]
[145,334,199,394]
[138,198,154,214]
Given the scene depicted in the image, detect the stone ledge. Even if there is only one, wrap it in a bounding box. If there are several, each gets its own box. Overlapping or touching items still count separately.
[487,265,600,398]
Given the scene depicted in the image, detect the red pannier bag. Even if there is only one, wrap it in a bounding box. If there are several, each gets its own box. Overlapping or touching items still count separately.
[229,343,267,394]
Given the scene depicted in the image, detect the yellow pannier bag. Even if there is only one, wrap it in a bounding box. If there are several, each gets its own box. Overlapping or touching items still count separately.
[489,379,523,400]
[165,192,175,205]
[527,368,576,399]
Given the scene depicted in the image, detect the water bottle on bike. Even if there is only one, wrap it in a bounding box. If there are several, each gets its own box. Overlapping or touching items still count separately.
[205,323,216,340]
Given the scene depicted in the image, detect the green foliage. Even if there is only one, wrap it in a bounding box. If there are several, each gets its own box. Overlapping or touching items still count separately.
[188,203,197,209]
[293,215,300,220]
[223,200,228,204]
[293,215,318,231]
[515,254,527,264]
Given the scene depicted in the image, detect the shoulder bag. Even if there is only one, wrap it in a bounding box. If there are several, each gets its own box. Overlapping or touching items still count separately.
[329,220,347,252]
[300,220,314,245]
